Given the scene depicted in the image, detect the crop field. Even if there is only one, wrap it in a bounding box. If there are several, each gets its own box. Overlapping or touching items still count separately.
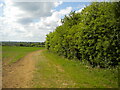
[2,46,44,64]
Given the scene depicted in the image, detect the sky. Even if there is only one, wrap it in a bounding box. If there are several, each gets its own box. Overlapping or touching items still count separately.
[0,0,91,42]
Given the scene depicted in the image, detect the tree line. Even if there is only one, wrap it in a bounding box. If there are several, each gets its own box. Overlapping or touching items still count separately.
[2,41,45,47]
[45,2,120,68]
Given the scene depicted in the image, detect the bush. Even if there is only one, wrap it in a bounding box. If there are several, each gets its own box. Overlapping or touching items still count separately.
[45,2,120,68]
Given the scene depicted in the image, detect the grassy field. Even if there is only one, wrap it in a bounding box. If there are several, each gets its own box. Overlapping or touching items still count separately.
[2,46,118,88]
[2,46,44,64]
[33,50,118,88]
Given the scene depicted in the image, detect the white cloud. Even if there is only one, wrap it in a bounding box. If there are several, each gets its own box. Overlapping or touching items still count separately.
[75,8,83,13]
[54,1,63,7]
[75,5,86,13]
[35,7,72,31]
[3,0,56,25]
[0,0,72,42]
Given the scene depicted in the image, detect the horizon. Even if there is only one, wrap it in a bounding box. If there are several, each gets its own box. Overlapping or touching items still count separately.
[1,40,45,42]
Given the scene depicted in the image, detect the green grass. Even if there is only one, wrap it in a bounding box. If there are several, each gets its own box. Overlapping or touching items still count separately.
[2,46,118,88]
[2,46,44,64]
[33,50,118,88]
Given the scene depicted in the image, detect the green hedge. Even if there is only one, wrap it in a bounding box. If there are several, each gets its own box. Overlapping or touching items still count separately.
[45,2,120,68]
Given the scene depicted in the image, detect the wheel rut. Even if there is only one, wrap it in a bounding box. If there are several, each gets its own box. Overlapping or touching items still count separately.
[2,49,44,88]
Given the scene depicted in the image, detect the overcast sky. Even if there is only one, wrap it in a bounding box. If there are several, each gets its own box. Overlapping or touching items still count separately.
[0,0,91,42]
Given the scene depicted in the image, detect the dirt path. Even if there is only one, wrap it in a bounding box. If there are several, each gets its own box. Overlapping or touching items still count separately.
[2,49,44,88]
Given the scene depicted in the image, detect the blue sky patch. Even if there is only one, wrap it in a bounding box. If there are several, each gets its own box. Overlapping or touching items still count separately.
[54,2,91,12]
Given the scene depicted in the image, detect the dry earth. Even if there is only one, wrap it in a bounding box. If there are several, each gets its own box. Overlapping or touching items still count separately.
[2,50,44,88]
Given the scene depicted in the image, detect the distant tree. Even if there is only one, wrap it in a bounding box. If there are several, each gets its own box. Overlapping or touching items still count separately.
[20,44,24,46]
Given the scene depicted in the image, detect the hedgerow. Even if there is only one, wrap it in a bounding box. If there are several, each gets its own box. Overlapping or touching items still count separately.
[45,2,120,68]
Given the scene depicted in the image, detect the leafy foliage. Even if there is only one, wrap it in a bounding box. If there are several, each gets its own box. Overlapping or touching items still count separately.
[46,2,120,68]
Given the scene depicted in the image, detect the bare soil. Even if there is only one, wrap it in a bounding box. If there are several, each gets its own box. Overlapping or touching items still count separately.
[2,50,44,88]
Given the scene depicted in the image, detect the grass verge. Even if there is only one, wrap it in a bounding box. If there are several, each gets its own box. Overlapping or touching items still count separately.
[33,50,118,88]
